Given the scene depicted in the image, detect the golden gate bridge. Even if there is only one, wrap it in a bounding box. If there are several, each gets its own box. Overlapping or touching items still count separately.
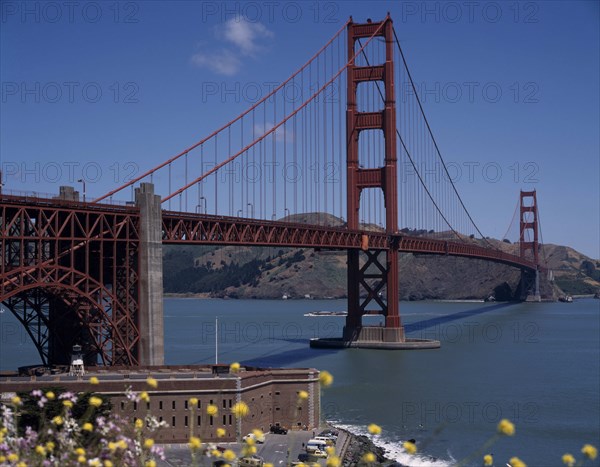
[0,15,546,367]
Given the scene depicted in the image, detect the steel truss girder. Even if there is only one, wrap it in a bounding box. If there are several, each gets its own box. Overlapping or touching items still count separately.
[1,197,141,366]
[162,212,389,250]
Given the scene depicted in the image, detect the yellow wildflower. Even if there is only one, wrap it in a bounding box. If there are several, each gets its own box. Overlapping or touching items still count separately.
[223,449,237,461]
[232,401,250,418]
[145,461,156,467]
[45,391,55,400]
[35,445,46,456]
[7,453,19,462]
[135,419,144,429]
[562,453,575,466]
[116,440,127,450]
[230,362,241,372]
[89,376,99,385]
[146,377,158,388]
[252,428,264,439]
[75,447,86,456]
[362,452,376,463]
[509,457,527,467]
[582,444,598,460]
[264,464,274,467]
[403,441,417,455]
[89,460,102,467]
[108,442,117,452]
[189,436,202,450]
[82,422,93,432]
[211,449,222,457]
[298,390,309,400]
[245,437,256,446]
[216,427,226,438]
[483,454,493,466]
[104,461,114,467]
[325,446,335,456]
[189,397,198,407]
[0,457,5,464]
[206,404,218,416]
[78,455,86,464]
[144,438,155,449]
[326,455,341,467]
[11,396,22,406]
[63,400,73,409]
[89,396,103,408]
[16,462,27,467]
[367,423,382,435]
[243,445,257,456]
[46,441,55,451]
[497,418,515,436]
[319,370,334,387]
[140,391,150,402]
[52,415,63,426]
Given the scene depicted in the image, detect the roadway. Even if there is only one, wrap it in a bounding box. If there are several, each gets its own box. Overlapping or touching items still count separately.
[157,429,348,466]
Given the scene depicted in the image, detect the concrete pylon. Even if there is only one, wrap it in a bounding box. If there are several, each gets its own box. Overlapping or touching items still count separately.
[135,183,164,365]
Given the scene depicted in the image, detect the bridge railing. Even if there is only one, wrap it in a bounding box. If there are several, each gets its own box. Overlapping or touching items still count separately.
[0,189,136,209]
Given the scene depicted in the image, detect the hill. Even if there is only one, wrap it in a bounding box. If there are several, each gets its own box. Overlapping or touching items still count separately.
[162,215,600,300]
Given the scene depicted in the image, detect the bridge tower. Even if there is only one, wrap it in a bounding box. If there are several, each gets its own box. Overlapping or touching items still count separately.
[519,190,541,301]
[344,16,404,345]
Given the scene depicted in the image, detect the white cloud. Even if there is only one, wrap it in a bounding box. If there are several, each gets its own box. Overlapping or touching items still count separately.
[190,16,273,76]
[254,121,294,143]
[190,49,241,76]
[222,17,274,56]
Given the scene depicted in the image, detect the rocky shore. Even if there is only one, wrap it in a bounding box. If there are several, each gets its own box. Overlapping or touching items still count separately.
[337,428,398,467]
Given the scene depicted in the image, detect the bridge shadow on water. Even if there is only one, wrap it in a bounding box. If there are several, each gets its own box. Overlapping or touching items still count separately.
[403,302,517,333]
[239,302,518,368]
[241,345,341,368]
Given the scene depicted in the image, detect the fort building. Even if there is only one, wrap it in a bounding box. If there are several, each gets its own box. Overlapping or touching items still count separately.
[0,365,320,443]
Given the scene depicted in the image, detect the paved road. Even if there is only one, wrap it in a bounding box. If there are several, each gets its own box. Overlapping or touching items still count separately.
[158,429,345,466]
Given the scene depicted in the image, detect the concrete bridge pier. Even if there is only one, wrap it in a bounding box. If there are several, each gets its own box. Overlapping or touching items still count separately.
[136,183,165,365]
[520,268,542,302]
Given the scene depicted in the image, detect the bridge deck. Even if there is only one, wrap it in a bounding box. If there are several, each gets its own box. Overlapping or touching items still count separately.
[0,196,537,275]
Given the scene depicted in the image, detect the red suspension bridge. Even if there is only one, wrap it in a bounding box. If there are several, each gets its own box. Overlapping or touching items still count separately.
[0,15,546,366]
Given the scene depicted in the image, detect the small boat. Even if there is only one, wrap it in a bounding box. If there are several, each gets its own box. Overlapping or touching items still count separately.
[304,311,347,317]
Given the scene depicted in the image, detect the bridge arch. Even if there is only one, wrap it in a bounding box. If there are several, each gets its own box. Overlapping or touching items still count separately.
[1,266,139,367]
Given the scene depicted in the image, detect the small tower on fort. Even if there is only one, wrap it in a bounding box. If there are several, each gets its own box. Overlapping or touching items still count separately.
[68,345,85,377]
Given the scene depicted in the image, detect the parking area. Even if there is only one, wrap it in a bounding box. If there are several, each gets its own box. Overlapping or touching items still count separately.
[158,428,346,466]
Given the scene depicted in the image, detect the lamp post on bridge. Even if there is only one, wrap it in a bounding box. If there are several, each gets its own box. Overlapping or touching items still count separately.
[284,208,290,221]
[247,203,254,218]
[77,178,86,202]
[199,196,207,214]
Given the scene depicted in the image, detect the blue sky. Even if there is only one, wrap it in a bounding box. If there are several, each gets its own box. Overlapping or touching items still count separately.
[1,1,598,258]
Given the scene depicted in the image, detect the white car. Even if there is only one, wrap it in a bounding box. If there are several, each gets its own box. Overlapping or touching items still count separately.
[243,432,265,444]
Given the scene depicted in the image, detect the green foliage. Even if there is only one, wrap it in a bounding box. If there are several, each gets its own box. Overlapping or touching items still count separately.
[16,387,111,437]
[555,278,598,295]
[581,260,600,281]
[164,258,265,292]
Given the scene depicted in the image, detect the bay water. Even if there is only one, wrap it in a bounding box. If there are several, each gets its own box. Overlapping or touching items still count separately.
[1,299,598,466]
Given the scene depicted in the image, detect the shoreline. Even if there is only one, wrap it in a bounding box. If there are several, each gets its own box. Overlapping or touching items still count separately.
[332,423,449,467]
[163,293,536,303]
[337,427,394,466]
